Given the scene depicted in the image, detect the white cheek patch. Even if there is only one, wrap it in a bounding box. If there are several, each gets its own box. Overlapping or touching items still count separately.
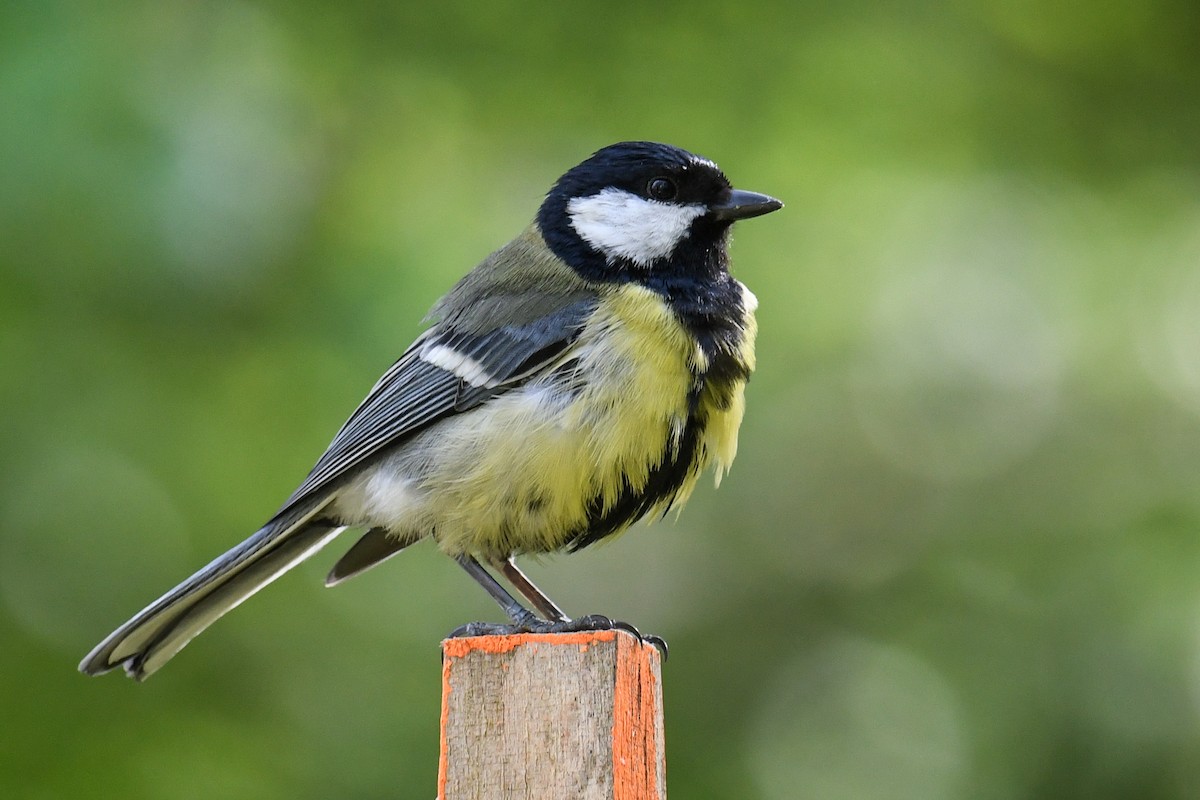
[567,187,706,267]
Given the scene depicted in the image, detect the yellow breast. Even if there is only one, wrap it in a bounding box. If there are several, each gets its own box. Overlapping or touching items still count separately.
[392,283,753,557]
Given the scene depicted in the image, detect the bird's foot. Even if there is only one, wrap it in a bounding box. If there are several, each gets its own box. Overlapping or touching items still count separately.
[446,614,667,660]
[446,621,520,638]
[562,614,668,660]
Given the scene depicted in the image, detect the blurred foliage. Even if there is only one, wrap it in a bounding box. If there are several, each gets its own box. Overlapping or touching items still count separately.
[3,1,1200,798]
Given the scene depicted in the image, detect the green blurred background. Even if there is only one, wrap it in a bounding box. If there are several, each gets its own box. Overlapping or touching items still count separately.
[4,1,1200,798]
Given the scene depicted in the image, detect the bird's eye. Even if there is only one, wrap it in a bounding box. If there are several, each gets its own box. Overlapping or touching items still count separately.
[646,177,678,202]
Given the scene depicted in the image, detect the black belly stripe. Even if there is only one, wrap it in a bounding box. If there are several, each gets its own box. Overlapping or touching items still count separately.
[565,388,707,553]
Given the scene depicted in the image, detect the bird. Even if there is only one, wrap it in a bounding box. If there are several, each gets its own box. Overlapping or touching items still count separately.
[79,141,782,680]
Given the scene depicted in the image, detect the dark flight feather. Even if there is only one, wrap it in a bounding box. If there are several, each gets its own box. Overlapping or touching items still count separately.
[273,290,599,521]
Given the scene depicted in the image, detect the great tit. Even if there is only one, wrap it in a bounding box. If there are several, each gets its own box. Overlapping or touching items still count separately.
[80,141,782,680]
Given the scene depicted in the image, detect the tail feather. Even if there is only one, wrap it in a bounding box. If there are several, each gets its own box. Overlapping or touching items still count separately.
[325,527,414,587]
[80,499,344,680]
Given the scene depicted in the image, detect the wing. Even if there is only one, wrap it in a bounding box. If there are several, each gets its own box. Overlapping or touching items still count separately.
[271,295,598,521]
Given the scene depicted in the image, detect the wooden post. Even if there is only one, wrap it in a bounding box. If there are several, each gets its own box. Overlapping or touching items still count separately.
[437,629,665,800]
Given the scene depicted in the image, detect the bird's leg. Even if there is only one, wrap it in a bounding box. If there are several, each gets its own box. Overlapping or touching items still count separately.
[452,554,538,632]
[491,556,569,623]
[448,553,668,659]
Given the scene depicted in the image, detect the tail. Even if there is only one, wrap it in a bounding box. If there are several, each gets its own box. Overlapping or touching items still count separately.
[79,499,345,680]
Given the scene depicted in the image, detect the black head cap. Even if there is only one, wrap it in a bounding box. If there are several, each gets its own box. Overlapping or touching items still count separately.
[544,141,731,210]
[537,142,747,282]
[536,142,781,287]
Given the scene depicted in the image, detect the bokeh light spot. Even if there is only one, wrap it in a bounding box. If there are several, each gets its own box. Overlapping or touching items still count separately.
[749,635,966,800]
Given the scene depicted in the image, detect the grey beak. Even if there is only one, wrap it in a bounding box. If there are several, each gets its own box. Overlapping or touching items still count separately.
[709,189,784,222]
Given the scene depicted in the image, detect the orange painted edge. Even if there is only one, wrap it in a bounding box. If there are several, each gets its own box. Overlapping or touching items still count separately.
[437,651,452,800]
[612,634,662,800]
[440,629,618,660]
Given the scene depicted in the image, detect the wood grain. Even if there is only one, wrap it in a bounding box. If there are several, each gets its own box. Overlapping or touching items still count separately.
[438,630,665,799]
